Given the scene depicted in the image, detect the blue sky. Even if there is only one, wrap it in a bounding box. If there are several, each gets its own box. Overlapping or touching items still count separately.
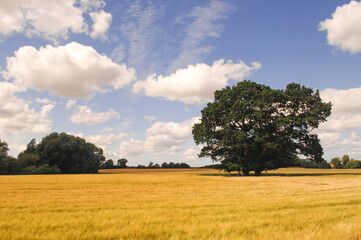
[1,0,361,166]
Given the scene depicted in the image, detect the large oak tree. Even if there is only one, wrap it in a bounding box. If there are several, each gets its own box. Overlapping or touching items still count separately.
[193,81,332,175]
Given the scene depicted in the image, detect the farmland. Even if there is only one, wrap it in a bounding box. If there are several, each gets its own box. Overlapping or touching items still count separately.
[1,168,361,240]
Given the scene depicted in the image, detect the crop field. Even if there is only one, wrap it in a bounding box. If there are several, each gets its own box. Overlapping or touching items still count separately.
[1,168,361,240]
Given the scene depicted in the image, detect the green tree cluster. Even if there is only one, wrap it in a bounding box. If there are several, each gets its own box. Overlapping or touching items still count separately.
[99,158,128,169]
[330,155,361,169]
[134,162,191,169]
[0,133,106,175]
[193,81,332,175]
[293,157,331,169]
[0,139,21,174]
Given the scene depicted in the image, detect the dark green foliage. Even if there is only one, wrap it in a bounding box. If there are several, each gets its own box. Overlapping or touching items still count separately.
[25,139,37,154]
[17,152,39,169]
[341,155,350,167]
[293,157,331,169]
[0,139,9,159]
[1,156,21,174]
[330,155,361,169]
[23,164,61,174]
[100,159,115,169]
[330,157,342,169]
[35,132,105,173]
[193,80,332,175]
[345,160,361,169]
[160,162,190,168]
[117,158,128,168]
[161,162,169,168]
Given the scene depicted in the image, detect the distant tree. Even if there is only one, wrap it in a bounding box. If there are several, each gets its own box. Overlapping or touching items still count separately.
[161,162,169,168]
[345,160,361,169]
[153,163,160,168]
[168,162,175,168]
[0,139,9,159]
[0,140,12,174]
[117,158,128,168]
[137,164,146,168]
[341,155,350,167]
[293,157,331,169]
[330,157,342,169]
[101,159,115,169]
[178,163,191,168]
[193,81,332,175]
[148,162,154,168]
[35,132,105,173]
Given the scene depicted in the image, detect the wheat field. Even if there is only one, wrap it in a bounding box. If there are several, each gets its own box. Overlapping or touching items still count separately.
[1,168,361,240]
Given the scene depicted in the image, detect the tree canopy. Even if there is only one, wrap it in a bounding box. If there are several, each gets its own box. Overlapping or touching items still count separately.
[34,132,105,173]
[193,80,332,175]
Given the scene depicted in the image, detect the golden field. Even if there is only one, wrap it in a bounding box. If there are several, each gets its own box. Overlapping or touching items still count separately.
[0,168,361,240]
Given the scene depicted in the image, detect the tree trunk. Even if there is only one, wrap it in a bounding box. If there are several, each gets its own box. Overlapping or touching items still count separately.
[242,170,250,176]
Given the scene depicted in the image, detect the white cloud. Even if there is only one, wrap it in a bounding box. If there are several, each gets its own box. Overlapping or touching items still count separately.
[36,98,57,105]
[317,132,341,149]
[319,131,361,160]
[143,115,156,122]
[0,0,111,42]
[134,59,261,104]
[119,138,145,157]
[89,10,112,40]
[3,42,136,99]
[318,87,361,132]
[169,0,235,72]
[0,81,53,136]
[319,1,361,53]
[65,100,77,110]
[183,147,200,161]
[86,133,128,146]
[145,117,200,154]
[70,105,120,125]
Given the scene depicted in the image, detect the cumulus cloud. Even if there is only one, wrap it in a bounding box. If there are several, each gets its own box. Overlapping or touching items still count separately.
[145,117,200,154]
[183,147,200,161]
[69,105,120,125]
[119,139,145,157]
[319,1,361,53]
[318,87,361,132]
[0,0,111,42]
[0,81,53,136]
[169,0,235,72]
[86,132,128,146]
[89,10,112,40]
[317,132,341,149]
[134,59,261,104]
[3,42,136,99]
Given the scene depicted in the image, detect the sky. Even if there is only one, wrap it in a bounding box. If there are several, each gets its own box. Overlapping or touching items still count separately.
[1,0,361,166]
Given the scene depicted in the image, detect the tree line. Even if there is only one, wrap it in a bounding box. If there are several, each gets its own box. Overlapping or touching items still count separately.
[1,133,192,175]
[0,133,105,175]
[330,155,361,169]
[99,160,191,169]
